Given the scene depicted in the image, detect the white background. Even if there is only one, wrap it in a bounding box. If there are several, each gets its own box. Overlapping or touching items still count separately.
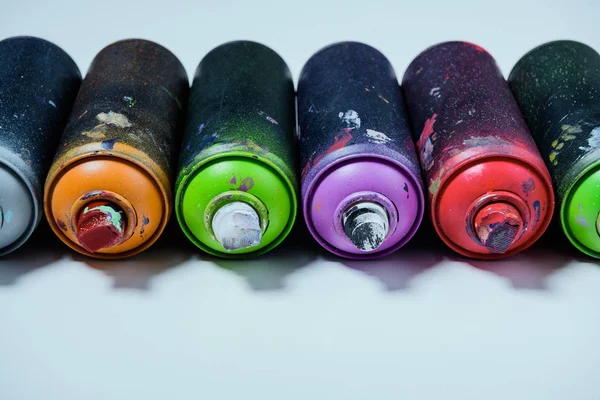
[1,0,600,399]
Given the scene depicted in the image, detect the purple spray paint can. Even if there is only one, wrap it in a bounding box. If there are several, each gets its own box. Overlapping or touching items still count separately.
[298,42,425,259]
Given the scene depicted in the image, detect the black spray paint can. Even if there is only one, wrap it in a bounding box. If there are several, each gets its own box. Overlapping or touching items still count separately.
[509,41,600,257]
[0,36,81,256]
[298,42,425,259]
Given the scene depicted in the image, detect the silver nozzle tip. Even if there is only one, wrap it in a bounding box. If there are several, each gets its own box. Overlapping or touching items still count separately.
[343,202,389,252]
[212,201,262,251]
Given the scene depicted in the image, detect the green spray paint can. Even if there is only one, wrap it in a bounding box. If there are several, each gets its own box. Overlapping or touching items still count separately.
[175,41,297,258]
[509,41,600,257]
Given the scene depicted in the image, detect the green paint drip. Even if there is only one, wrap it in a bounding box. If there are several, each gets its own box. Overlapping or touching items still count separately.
[83,205,123,232]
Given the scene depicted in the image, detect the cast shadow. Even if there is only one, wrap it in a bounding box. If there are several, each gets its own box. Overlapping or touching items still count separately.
[79,218,194,290]
[212,223,318,291]
[453,220,577,290]
[0,220,66,286]
[335,218,448,291]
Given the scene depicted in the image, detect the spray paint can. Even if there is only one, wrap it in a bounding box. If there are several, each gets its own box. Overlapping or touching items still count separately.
[44,39,188,259]
[0,36,81,256]
[175,41,297,258]
[509,41,600,258]
[402,41,554,259]
[297,42,424,259]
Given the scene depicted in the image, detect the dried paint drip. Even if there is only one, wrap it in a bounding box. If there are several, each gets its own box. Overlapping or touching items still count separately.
[343,202,389,252]
[212,201,262,251]
[76,201,126,253]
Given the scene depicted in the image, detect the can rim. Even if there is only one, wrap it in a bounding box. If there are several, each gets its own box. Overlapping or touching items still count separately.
[175,150,298,259]
[302,146,425,260]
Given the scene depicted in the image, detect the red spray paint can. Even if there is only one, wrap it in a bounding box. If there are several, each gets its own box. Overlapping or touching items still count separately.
[402,42,554,259]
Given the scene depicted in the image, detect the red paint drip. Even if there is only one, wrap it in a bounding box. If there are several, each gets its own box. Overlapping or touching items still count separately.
[418,113,437,149]
[302,130,353,182]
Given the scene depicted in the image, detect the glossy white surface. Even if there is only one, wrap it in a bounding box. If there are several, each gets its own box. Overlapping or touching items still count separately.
[1,0,600,398]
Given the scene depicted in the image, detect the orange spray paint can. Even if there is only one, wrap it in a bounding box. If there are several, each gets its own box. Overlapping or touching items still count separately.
[44,39,188,258]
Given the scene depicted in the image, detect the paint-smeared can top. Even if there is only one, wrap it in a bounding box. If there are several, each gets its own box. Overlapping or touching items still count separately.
[76,200,127,253]
[342,201,389,252]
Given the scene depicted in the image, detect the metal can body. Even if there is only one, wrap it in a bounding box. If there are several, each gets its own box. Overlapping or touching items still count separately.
[175,41,297,258]
[402,41,554,259]
[45,39,188,259]
[298,42,424,259]
[509,41,600,257]
[0,36,81,256]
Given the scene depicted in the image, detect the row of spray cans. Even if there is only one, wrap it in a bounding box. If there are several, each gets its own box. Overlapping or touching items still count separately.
[0,36,598,261]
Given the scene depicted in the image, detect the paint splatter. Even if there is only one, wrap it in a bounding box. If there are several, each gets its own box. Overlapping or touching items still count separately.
[467,42,487,52]
[532,200,541,229]
[522,178,535,197]
[339,110,361,129]
[238,177,255,192]
[429,87,441,98]
[561,124,583,135]
[549,125,582,165]
[427,166,446,196]
[365,129,393,144]
[81,129,106,139]
[575,215,590,227]
[96,111,132,128]
[101,138,118,150]
[48,100,57,108]
[80,191,102,201]
[418,114,437,148]
[258,111,279,125]
[140,215,150,235]
[579,126,600,152]
[56,219,68,231]
[230,174,237,185]
[378,95,390,104]
[123,96,136,108]
[418,114,437,171]
[83,205,123,232]
[403,182,409,198]
[301,130,353,181]
[199,131,218,149]
[462,135,513,148]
